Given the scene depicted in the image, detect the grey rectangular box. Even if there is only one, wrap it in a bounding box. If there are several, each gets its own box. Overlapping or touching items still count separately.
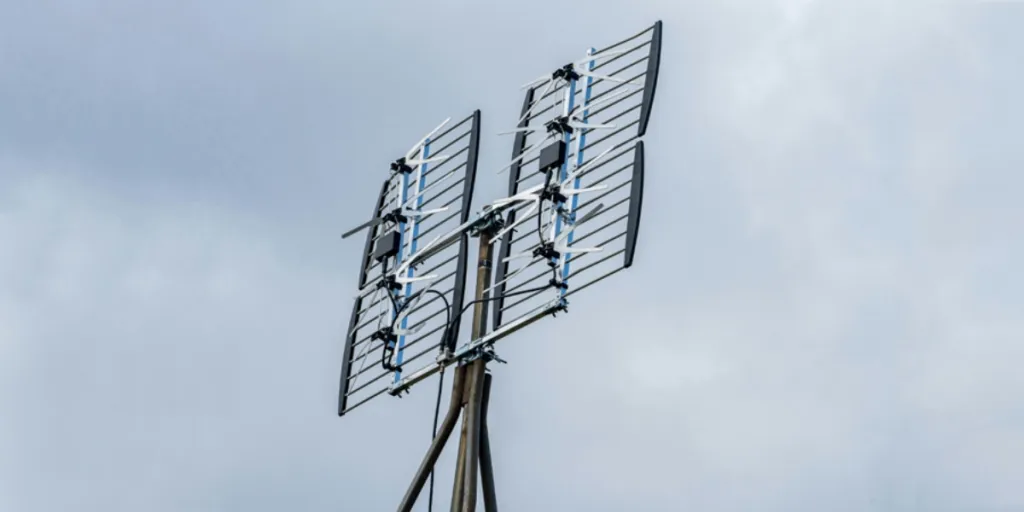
[373,231,401,262]
[538,140,567,174]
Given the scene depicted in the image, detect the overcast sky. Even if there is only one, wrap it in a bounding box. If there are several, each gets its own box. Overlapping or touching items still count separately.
[2,1,1023,511]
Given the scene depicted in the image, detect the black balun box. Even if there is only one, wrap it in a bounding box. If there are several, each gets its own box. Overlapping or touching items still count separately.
[538,140,567,174]
[373,231,401,262]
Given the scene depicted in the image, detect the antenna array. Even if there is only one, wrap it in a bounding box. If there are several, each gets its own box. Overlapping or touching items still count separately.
[336,21,663,512]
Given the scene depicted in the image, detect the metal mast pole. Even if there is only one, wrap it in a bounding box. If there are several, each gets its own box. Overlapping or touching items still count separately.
[451,230,494,512]
[397,228,498,512]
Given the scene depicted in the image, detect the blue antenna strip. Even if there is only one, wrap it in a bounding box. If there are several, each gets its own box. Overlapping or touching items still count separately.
[552,73,579,282]
[393,139,429,383]
[561,48,596,293]
[391,159,411,381]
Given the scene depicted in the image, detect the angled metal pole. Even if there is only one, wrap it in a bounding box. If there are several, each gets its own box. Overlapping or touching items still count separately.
[397,367,466,512]
[460,360,486,511]
[450,391,470,512]
[479,373,498,512]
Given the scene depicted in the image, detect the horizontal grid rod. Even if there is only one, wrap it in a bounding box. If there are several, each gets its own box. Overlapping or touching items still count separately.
[583,120,640,151]
[583,161,633,191]
[429,114,474,147]
[585,104,642,139]
[417,177,465,211]
[589,70,647,105]
[586,179,632,209]
[341,385,389,415]
[420,145,470,179]
[347,364,396,397]
[403,304,448,335]
[563,265,626,300]
[567,248,625,282]
[404,322,448,354]
[589,56,650,90]
[420,253,459,279]
[592,39,652,72]
[499,280,554,313]
[487,255,547,293]
[428,129,471,160]
[415,210,462,241]
[572,213,629,247]
[593,24,655,56]
[588,88,643,121]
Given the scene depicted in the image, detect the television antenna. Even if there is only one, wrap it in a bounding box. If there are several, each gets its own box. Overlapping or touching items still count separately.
[337,21,663,512]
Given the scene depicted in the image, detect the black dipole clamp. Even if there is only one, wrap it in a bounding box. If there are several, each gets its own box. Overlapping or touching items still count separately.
[371,326,399,344]
[377,275,403,292]
[548,278,569,291]
[551,300,569,317]
[552,63,581,82]
[390,157,414,175]
[532,243,561,264]
[381,208,409,224]
[539,183,568,204]
[545,116,574,135]
[377,329,403,372]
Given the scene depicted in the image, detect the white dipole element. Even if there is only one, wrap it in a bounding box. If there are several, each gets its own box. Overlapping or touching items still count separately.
[404,155,451,167]
[573,48,632,65]
[562,145,616,187]
[394,262,440,286]
[392,280,438,337]
[389,222,468,285]
[485,258,536,293]
[573,86,633,111]
[405,206,450,218]
[562,79,573,118]
[487,183,547,242]
[580,72,641,85]
[404,118,450,161]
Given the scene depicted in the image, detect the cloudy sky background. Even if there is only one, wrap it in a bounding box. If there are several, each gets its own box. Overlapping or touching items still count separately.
[2,0,1023,510]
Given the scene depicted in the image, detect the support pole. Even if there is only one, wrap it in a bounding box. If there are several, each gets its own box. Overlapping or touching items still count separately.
[398,228,498,512]
[452,230,494,512]
[460,360,486,511]
[450,391,469,512]
[479,373,498,512]
[397,367,466,512]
